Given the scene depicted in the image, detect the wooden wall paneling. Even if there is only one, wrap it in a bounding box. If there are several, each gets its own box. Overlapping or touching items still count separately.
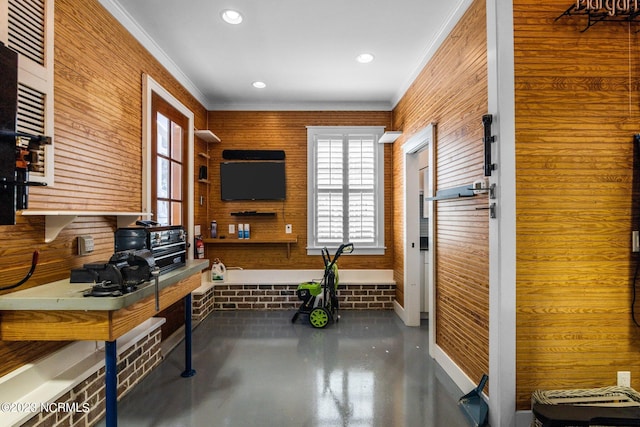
[205,111,393,270]
[0,0,208,377]
[391,0,489,392]
[514,0,640,410]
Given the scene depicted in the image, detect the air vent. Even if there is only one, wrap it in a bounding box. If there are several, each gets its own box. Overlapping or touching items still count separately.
[8,0,46,66]
[17,83,47,176]
[17,83,45,136]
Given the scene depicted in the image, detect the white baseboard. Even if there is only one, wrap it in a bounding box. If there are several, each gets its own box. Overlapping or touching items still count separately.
[393,300,406,323]
[433,344,479,398]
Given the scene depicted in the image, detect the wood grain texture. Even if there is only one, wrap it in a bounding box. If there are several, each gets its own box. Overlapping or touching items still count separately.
[203,111,393,270]
[0,310,111,341]
[391,0,490,392]
[0,272,200,341]
[110,273,200,340]
[514,0,640,410]
[0,0,207,375]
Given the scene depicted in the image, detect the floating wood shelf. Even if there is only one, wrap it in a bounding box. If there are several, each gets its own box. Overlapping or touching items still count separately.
[194,129,221,143]
[20,210,152,242]
[203,236,298,258]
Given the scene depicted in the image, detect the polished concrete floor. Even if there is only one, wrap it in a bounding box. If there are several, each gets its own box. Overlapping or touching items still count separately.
[97,311,472,427]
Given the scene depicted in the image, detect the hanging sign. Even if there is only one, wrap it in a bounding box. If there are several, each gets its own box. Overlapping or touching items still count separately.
[575,0,639,16]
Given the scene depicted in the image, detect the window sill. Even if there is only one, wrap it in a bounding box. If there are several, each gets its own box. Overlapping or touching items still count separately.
[306,246,386,256]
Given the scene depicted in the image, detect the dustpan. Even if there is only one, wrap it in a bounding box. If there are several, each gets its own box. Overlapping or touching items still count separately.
[458,374,489,427]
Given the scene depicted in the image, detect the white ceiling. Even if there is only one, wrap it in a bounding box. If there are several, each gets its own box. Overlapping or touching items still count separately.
[102,0,471,111]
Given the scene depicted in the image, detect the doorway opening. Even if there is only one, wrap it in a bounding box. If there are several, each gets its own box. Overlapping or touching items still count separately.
[401,124,435,345]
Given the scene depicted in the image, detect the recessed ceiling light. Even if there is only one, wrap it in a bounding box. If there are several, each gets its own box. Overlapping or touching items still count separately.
[356,53,375,64]
[252,81,266,89]
[221,9,243,25]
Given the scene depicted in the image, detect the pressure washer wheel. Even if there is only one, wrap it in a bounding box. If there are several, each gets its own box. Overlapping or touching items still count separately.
[309,307,330,328]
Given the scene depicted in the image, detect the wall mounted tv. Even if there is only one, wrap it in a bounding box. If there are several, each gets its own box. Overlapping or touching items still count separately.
[220,161,286,201]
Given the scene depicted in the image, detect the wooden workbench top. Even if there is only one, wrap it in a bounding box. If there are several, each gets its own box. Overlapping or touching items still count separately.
[0,259,209,311]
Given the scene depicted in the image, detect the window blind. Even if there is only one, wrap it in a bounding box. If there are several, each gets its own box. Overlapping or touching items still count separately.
[313,132,380,247]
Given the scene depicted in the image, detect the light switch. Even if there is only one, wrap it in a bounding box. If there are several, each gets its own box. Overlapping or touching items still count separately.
[78,235,94,256]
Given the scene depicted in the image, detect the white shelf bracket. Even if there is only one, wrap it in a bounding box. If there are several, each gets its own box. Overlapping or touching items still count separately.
[44,215,77,243]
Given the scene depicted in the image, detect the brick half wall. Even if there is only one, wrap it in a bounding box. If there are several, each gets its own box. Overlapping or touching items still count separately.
[210,283,396,311]
[14,319,164,427]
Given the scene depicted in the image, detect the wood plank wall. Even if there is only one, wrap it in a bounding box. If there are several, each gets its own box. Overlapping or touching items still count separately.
[0,0,208,377]
[202,111,393,270]
[514,0,640,410]
[391,1,489,386]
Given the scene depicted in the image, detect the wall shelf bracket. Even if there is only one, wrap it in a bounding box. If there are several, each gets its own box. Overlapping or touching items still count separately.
[426,185,476,201]
[21,211,152,242]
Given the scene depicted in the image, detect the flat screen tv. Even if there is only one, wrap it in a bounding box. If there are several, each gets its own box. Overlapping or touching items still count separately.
[220,161,286,201]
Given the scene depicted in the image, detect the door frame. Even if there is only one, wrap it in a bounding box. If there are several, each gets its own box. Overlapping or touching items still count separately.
[142,74,195,260]
[400,123,435,329]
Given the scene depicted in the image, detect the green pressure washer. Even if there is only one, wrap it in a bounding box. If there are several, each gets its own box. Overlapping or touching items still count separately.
[291,243,354,328]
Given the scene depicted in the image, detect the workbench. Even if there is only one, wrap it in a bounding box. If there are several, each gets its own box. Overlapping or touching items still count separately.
[0,259,209,427]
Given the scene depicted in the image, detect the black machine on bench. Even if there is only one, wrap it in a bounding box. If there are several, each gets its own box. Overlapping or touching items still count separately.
[115,225,186,275]
[72,249,156,296]
[71,225,186,297]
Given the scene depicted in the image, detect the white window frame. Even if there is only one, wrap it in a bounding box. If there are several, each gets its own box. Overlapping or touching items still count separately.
[306,126,386,255]
[142,74,195,260]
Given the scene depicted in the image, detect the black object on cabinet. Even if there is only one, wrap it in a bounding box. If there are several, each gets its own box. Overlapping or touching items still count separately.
[0,42,19,225]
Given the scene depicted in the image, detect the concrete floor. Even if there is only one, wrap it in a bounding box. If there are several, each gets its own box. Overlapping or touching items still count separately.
[96,310,472,427]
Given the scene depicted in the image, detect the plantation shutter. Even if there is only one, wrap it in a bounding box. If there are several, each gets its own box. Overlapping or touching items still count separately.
[347,135,376,242]
[308,127,385,254]
[316,136,344,242]
[8,0,46,66]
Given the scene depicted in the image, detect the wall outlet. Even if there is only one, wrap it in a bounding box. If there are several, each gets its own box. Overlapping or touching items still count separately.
[78,235,94,256]
[285,224,292,234]
[617,371,631,387]
[229,224,235,234]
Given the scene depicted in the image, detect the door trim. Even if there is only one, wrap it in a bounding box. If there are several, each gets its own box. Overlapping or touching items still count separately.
[142,74,195,260]
[402,123,435,328]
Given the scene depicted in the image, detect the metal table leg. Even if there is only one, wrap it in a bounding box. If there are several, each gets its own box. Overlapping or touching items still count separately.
[105,340,117,427]
[181,293,196,378]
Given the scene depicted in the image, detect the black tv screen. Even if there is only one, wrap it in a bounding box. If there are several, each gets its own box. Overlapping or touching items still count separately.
[220,161,286,201]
